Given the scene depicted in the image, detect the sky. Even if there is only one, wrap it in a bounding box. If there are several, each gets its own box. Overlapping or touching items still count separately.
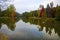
[11,0,60,14]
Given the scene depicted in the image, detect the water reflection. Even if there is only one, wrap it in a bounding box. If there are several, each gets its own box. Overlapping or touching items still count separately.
[0,18,20,31]
[22,18,60,37]
[0,18,60,40]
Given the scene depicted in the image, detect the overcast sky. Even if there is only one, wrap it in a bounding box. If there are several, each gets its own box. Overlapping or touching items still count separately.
[11,0,60,14]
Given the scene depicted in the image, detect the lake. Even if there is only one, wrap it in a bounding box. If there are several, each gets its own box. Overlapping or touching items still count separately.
[0,18,60,40]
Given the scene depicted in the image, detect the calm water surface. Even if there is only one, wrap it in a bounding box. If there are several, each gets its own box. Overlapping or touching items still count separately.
[0,18,60,40]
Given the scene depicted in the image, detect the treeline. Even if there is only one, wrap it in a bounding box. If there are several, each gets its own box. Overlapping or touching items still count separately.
[21,2,60,20]
[0,0,21,18]
[21,10,39,18]
[0,4,20,18]
[0,4,16,17]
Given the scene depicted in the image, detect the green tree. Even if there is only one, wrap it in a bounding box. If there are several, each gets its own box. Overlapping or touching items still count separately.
[8,4,16,17]
[8,4,15,12]
[50,2,53,8]
[0,0,11,17]
[56,6,60,20]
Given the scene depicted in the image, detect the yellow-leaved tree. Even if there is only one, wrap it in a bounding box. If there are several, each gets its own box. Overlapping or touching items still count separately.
[8,4,16,17]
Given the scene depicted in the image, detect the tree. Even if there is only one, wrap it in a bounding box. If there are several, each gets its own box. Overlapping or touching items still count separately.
[56,6,60,20]
[9,4,15,12]
[46,4,50,17]
[39,5,45,17]
[0,0,11,17]
[8,4,16,17]
[50,2,53,8]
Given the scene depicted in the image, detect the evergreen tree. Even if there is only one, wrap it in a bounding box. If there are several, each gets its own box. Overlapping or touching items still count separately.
[46,4,50,17]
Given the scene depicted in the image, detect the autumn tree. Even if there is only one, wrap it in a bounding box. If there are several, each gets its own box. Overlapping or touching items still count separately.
[8,4,16,17]
[39,5,45,17]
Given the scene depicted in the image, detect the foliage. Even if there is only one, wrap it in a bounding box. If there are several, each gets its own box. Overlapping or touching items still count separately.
[21,10,38,18]
[8,4,15,12]
[0,4,17,17]
[55,6,60,20]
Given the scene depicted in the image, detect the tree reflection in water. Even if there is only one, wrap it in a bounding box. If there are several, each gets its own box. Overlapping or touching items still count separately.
[0,17,20,31]
[0,17,60,39]
[22,18,60,37]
